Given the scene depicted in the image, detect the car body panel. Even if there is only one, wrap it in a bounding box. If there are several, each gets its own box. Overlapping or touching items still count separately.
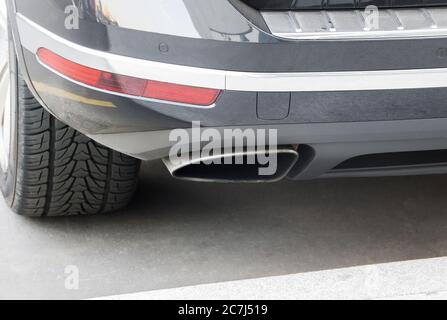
[12,0,447,72]
[8,0,447,179]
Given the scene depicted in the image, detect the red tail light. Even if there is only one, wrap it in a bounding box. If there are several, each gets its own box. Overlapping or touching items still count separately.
[37,48,221,106]
[143,80,221,106]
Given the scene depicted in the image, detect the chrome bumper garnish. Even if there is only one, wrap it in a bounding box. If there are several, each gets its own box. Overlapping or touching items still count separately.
[262,7,447,40]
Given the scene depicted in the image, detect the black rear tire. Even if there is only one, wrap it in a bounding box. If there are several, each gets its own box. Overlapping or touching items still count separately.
[0,24,140,217]
[6,76,140,217]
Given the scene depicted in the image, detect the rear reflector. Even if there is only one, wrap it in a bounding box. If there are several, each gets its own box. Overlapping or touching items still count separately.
[37,48,221,106]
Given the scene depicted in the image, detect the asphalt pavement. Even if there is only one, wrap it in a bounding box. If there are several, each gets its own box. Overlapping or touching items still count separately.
[2,160,447,299]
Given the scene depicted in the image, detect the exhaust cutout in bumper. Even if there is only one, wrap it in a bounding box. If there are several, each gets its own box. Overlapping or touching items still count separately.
[163,147,299,183]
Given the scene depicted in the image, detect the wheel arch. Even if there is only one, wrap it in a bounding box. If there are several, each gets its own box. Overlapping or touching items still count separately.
[5,0,56,119]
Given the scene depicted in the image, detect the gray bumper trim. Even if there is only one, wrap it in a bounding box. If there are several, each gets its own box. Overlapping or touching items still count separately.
[16,13,447,92]
[88,118,447,179]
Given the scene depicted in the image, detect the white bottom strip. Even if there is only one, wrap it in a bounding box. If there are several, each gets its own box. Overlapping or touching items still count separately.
[94,256,447,300]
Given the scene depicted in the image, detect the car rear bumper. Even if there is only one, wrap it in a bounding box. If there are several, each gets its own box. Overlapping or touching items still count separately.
[12,0,447,72]
[9,0,447,179]
[89,119,447,180]
[16,13,447,93]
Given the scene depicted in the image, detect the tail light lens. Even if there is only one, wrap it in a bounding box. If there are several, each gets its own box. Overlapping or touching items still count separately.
[143,80,221,106]
[37,48,221,106]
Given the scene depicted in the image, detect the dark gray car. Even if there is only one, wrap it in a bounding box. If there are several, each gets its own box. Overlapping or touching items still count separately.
[1,0,447,216]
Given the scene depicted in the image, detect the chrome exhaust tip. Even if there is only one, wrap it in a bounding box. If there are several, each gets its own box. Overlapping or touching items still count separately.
[163,146,299,183]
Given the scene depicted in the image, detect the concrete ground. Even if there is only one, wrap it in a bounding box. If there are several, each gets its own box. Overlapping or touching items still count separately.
[101,257,447,300]
[2,160,447,299]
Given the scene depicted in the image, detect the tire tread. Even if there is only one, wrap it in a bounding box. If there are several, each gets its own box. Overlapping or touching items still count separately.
[12,77,140,216]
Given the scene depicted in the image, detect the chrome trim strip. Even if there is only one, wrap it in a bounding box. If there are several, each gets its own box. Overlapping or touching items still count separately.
[262,7,447,40]
[225,68,447,92]
[16,13,447,93]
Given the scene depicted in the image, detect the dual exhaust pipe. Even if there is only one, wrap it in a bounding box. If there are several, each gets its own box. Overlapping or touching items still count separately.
[163,146,299,183]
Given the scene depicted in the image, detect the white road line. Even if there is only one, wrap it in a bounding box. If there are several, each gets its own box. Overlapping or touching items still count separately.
[94,256,447,300]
